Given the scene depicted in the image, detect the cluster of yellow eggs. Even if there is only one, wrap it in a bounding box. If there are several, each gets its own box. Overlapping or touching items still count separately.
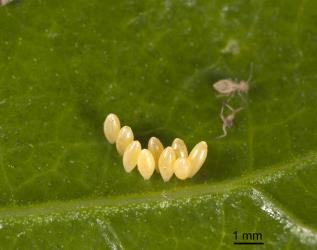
[103,113,208,181]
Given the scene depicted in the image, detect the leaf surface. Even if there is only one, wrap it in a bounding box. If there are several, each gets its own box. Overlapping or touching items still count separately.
[0,0,316,249]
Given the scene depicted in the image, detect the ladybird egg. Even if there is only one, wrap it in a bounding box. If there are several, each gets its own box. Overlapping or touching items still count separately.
[188,141,208,177]
[137,149,155,180]
[172,138,188,158]
[123,140,141,173]
[158,146,176,182]
[173,158,191,180]
[116,126,134,155]
[103,113,121,144]
[148,137,164,172]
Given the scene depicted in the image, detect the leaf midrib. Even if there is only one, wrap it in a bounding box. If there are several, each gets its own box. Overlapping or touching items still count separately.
[0,150,316,219]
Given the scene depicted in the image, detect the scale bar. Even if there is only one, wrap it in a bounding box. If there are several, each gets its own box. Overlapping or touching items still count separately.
[234,242,264,245]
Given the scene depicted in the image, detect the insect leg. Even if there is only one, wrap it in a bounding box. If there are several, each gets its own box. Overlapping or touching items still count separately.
[220,103,225,121]
[225,93,234,103]
[247,62,254,83]
[216,93,227,98]
[225,103,235,111]
[238,91,248,103]
[217,104,228,138]
[233,107,243,114]
[225,103,243,114]
[216,124,227,139]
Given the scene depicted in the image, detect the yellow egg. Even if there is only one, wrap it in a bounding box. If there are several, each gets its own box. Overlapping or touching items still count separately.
[173,158,191,180]
[103,113,121,144]
[188,141,208,177]
[172,138,188,158]
[123,140,141,173]
[137,149,155,180]
[158,147,176,182]
[148,137,164,172]
[116,126,134,155]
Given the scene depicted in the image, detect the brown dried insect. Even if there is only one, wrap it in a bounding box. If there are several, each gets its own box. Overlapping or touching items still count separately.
[217,103,243,138]
[213,64,253,99]
[0,0,13,6]
[213,79,249,96]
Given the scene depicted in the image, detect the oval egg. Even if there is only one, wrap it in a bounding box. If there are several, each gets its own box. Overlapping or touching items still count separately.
[123,140,141,173]
[137,149,155,180]
[188,141,208,177]
[171,138,188,158]
[103,113,121,144]
[158,146,176,182]
[148,137,164,172]
[116,126,134,155]
[173,158,191,180]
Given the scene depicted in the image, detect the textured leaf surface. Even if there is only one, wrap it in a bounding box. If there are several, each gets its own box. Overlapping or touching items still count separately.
[0,0,316,249]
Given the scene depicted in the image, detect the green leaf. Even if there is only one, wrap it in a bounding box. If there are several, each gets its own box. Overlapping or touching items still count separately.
[0,0,316,249]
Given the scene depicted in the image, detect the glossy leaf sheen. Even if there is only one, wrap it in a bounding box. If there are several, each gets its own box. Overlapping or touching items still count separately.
[0,0,316,249]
